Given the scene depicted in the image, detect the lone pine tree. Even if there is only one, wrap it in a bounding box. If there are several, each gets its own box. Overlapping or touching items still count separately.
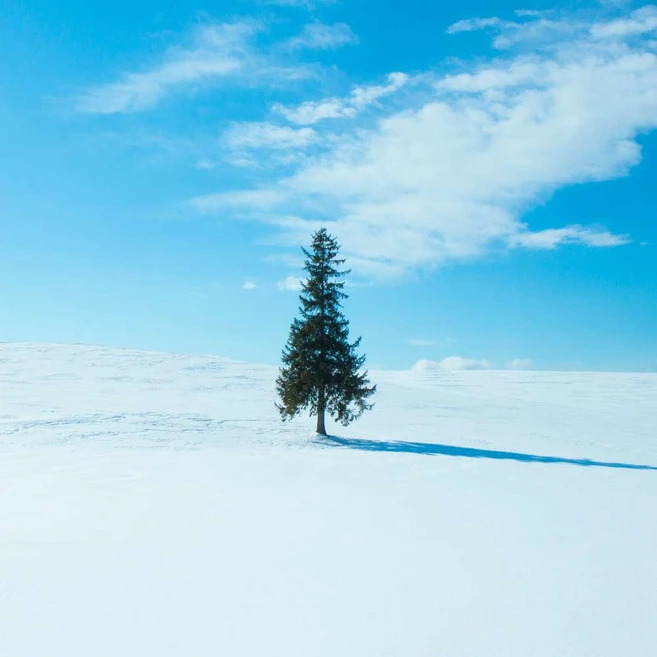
[276,228,376,436]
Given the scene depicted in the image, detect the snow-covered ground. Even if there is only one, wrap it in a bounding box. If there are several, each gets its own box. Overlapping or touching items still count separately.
[1,342,655,657]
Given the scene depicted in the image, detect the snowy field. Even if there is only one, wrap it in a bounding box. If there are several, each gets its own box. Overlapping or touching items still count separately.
[0,342,655,657]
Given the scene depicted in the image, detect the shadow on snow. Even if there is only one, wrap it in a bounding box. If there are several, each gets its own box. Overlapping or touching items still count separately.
[320,435,657,471]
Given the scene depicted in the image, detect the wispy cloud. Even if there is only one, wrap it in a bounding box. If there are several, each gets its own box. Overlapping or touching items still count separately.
[411,357,492,371]
[223,122,317,156]
[76,21,261,114]
[411,356,535,370]
[75,19,319,114]
[438,61,544,92]
[243,280,258,290]
[446,13,585,50]
[286,22,358,50]
[591,5,657,38]
[508,358,533,370]
[510,226,631,249]
[273,72,410,124]
[446,17,503,34]
[277,275,304,290]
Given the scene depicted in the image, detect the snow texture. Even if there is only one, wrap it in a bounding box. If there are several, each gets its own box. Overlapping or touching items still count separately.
[0,343,655,656]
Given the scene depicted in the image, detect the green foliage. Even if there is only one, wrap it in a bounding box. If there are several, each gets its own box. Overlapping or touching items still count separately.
[276,228,376,432]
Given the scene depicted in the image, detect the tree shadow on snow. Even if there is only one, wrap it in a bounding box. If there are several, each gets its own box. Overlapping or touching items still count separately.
[320,435,657,471]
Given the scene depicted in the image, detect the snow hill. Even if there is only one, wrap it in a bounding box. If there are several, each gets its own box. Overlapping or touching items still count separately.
[1,342,656,657]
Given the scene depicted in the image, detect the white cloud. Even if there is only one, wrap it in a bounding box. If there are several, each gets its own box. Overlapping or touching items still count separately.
[224,122,317,150]
[447,17,503,35]
[76,22,258,113]
[447,13,588,50]
[411,357,492,371]
[350,73,410,109]
[190,6,655,277]
[438,61,544,92]
[286,22,358,50]
[510,226,631,249]
[409,339,435,347]
[515,10,552,18]
[274,98,352,124]
[242,280,258,290]
[508,358,534,370]
[412,356,534,371]
[75,20,310,114]
[277,276,304,290]
[274,72,410,124]
[492,18,584,49]
[592,6,657,38]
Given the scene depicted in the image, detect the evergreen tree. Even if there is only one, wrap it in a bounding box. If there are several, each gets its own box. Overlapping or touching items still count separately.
[276,228,376,435]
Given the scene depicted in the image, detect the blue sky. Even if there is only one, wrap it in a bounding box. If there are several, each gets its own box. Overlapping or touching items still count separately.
[1,0,656,371]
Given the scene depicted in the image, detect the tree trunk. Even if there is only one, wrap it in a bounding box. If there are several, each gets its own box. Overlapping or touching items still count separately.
[316,409,326,435]
[316,387,327,435]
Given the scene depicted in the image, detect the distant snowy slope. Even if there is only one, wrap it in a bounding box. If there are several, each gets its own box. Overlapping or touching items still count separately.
[0,342,284,448]
[1,342,655,460]
[0,343,655,657]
